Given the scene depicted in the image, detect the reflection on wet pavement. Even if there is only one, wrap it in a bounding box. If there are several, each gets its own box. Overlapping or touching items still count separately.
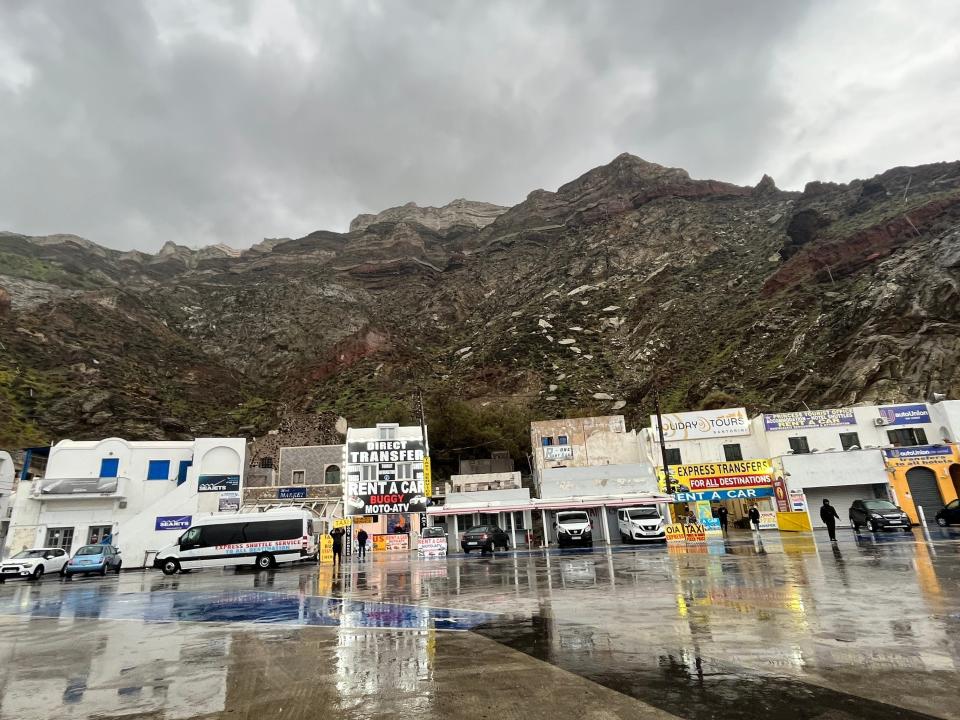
[1,529,959,719]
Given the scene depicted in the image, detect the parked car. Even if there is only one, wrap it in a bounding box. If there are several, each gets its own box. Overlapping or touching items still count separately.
[555,510,592,547]
[421,526,446,539]
[935,499,960,527]
[618,506,666,542]
[848,499,911,532]
[64,544,123,577]
[0,547,69,581]
[460,525,510,554]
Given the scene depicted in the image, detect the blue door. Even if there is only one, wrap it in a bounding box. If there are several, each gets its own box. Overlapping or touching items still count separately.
[99,458,119,478]
[177,460,193,486]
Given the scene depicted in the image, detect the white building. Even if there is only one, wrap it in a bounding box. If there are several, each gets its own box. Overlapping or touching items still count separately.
[3,437,246,567]
[0,452,15,558]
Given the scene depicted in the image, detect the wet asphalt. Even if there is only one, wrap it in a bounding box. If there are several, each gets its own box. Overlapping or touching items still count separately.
[2,526,960,719]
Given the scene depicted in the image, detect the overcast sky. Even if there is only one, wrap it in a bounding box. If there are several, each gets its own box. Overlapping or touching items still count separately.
[1,1,958,252]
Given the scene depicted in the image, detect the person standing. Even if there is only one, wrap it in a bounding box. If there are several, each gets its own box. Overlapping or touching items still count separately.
[716,506,729,533]
[330,526,345,566]
[748,505,761,532]
[356,528,369,560]
[820,498,840,542]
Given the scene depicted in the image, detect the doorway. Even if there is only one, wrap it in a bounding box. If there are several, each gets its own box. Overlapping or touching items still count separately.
[951,464,960,499]
[906,467,943,516]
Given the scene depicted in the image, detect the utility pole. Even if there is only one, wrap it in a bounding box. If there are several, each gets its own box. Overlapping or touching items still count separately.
[415,386,429,456]
[653,387,673,494]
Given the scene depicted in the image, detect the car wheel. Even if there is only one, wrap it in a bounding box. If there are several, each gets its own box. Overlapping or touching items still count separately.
[256,553,274,570]
[936,517,948,527]
[115,562,122,574]
[161,559,180,576]
[462,547,470,554]
[31,565,44,581]
[99,565,107,576]
[59,565,67,577]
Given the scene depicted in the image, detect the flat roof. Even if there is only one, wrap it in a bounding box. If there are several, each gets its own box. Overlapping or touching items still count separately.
[428,493,673,516]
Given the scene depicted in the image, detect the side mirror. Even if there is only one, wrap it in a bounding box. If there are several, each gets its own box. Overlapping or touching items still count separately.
[116,550,122,555]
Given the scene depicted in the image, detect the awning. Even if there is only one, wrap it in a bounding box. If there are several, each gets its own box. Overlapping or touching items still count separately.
[239,498,343,519]
[427,493,673,516]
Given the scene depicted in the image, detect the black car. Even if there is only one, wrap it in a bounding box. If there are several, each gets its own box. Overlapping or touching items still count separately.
[460,525,510,554]
[849,499,911,532]
[935,500,960,527]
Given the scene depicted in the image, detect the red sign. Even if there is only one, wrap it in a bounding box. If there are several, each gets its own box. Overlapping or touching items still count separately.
[687,475,772,490]
[772,475,790,512]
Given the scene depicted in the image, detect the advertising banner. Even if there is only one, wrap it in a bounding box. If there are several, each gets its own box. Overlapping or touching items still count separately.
[763,408,856,431]
[879,404,931,425]
[319,535,333,564]
[883,445,952,459]
[37,477,118,495]
[418,537,447,557]
[278,486,307,499]
[345,439,427,516]
[665,524,686,542]
[673,486,774,503]
[423,456,433,497]
[218,492,240,512]
[544,445,574,461]
[155,515,191,531]
[790,491,807,512]
[758,511,778,530]
[198,474,240,493]
[883,444,958,468]
[333,517,353,529]
[671,459,773,489]
[373,534,410,552]
[694,501,722,537]
[772,475,790,512]
[684,524,706,542]
[651,407,750,441]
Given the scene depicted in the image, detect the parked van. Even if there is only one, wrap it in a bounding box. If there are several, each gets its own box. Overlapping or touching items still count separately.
[154,509,318,575]
[554,510,593,547]
[618,506,666,542]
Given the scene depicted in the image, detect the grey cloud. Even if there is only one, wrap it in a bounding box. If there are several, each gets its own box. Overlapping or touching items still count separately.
[0,0,956,252]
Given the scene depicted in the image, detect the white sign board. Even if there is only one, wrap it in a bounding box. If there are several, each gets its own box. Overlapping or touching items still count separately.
[544,445,574,461]
[418,537,447,557]
[651,407,750,441]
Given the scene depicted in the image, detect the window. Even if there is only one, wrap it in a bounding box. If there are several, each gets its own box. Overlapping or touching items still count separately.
[788,436,810,454]
[723,444,743,462]
[99,458,119,478]
[397,463,413,480]
[378,425,397,440]
[177,460,193,485]
[664,448,682,466]
[147,460,170,481]
[839,432,860,451]
[292,470,305,485]
[512,511,526,529]
[200,523,246,547]
[180,527,202,546]
[244,519,302,543]
[88,526,112,544]
[361,465,376,482]
[887,428,928,447]
[558,435,569,445]
[45,527,74,550]
[542,437,554,446]
[259,457,274,469]
[324,465,341,484]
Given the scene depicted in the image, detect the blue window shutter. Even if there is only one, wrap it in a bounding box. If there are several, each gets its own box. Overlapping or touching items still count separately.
[177,460,193,485]
[99,458,119,478]
[147,460,170,481]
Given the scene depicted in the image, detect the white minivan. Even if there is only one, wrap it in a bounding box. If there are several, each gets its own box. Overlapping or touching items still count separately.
[154,509,318,575]
[618,506,666,542]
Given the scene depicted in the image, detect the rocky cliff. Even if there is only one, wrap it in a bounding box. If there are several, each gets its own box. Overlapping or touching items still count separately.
[1,155,959,458]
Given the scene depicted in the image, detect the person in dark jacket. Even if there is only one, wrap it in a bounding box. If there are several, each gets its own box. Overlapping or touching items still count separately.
[716,506,729,533]
[330,527,345,566]
[820,498,840,541]
[748,505,761,531]
[356,529,369,559]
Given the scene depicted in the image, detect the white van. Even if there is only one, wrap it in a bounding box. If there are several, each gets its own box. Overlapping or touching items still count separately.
[618,506,666,542]
[154,509,318,575]
[555,510,593,547]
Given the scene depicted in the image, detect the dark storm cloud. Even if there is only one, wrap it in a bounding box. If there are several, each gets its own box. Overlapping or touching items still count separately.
[0,0,957,252]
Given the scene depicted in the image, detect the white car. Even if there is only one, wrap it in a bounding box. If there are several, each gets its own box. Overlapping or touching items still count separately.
[0,547,70,581]
[555,510,593,547]
[618,507,666,542]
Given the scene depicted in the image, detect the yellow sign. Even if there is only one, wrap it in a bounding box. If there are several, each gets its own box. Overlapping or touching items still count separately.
[333,517,353,529]
[684,524,706,542]
[665,524,686,542]
[423,456,432,497]
[319,535,333,564]
[671,459,773,481]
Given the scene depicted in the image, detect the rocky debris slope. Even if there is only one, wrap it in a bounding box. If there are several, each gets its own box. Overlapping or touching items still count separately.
[1,155,959,450]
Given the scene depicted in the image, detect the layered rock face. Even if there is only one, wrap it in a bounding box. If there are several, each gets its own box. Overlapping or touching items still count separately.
[1,155,959,447]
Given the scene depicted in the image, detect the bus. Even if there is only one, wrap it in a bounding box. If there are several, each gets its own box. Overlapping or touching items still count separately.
[154,509,318,575]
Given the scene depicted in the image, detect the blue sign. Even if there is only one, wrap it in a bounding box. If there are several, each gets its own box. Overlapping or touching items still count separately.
[673,487,775,503]
[155,515,192,531]
[278,487,307,499]
[883,445,952,459]
[763,408,856,431]
[879,403,930,426]
[198,474,240,493]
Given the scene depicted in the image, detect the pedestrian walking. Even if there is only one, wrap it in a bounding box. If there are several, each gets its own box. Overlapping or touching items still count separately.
[820,498,840,542]
[716,506,729,533]
[330,527,345,566]
[356,528,368,559]
[748,505,761,532]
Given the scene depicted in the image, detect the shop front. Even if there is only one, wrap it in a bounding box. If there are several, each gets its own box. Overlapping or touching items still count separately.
[667,459,775,530]
[883,444,960,523]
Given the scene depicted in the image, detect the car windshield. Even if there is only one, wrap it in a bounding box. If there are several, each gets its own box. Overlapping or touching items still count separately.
[557,513,589,523]
[11,549,48,559]
[422,527,444,537]
[75,545,104,556]
[468,526,494,533]
[628,508,660,519]
[863,500,898,511]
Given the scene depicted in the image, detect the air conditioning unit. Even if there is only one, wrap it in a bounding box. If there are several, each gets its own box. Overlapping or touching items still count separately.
[118,500,128,509]
[873,417,890,426]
